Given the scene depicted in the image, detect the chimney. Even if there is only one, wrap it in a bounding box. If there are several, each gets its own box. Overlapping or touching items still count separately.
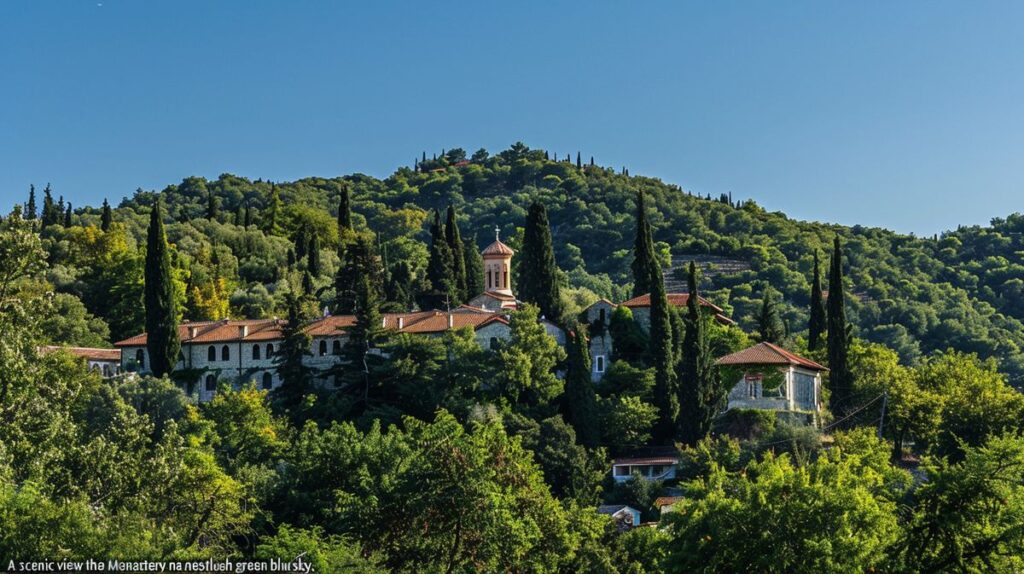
[188,326,198,339]
[448,314,454,329]
[238,324,248,338]
[397,316,404,330]
[382,317,387,328]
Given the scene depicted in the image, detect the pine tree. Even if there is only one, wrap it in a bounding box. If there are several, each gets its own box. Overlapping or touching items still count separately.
[272,292,314,418]
[808,250,826,351]
[419,210,457,310]
[143,199,180,378]
[563,324,599,448]
[444,205,468,301]
[649,257,677,444]
[517,201,562,321]
[263,185,281,234]
[827,236,853,416]
[307,232,322,277]
[63,203,72,228]
[338,184,352,231]
[25,185,37,220]
[101,198,112,231]
[676,262,721,445]
[385,261,415,309]
[463,234,484,298]
[757,286,785,343]
[206,190,219,220]
[630,191,658,297]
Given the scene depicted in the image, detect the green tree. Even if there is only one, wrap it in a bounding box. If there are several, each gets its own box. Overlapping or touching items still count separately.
[205,189,219,220]
[143,199,180,377]
[263,185,281,234]
[307,232,322,277]
[517,201,563,321]
[630,190,658,298]
[100,198,112,231]
[462,232,484,298]
[272,292,314,418]
[444,205,468,301]
[756,285,785,344]
[808,250,826,351]
[40,184,58,228]
[25,184,36,220]
[496,303,567,405]
[419,210,457,309]
[677,262,723,445]
[563,324,600,447]
[827,236,853,416]
[649,253,677,444]
[256,525,385,574]
[337,183,353,231]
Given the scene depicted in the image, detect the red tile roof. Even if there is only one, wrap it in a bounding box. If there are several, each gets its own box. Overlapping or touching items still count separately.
[481,239,515,257]
[715,342,827,372]
[39,346,121,361]
[620,292,734,325]
[115,319,286,347]
[654,496,684,508]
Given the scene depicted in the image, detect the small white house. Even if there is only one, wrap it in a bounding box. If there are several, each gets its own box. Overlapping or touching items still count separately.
[611,454,680,483]
[597,505,642,531]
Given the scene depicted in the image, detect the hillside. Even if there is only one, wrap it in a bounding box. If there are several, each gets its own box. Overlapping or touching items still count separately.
[18,142,1024,382]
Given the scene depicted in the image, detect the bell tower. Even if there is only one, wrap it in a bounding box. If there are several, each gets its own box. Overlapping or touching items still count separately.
[481,226,514,297]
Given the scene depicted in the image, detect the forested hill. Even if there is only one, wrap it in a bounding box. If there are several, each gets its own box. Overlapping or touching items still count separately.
[19,143,1024,382]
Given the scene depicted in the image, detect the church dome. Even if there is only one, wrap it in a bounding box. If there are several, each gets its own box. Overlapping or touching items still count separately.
[482,239,515,257]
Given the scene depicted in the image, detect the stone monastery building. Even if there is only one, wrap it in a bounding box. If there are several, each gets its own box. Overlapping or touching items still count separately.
[115,233,824,417]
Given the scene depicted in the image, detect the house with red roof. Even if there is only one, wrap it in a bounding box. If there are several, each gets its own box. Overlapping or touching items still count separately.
[716,341,827,416]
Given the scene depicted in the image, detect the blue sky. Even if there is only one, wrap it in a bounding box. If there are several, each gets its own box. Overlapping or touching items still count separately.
[2,1,1023,235]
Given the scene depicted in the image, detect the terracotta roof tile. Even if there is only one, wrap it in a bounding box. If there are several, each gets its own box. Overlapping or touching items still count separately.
[715,342,827,371]
[39,346,121,361]
[481,239,515,257]
[620,292,734,325]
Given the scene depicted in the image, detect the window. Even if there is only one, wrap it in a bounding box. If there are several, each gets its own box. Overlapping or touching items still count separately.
[614,465,630,477]
[503,266,508,288]
[261,372,272,390]
[221,345,230,361]
[205,374,216,392]
[595,355,606,373]
[319,340,327,356]
[489,337,499,350]
[650,465,666,477]
[266,344,274,357]
[135,349,145,369]
[208,346,216,361]
[102,365,110,376]
[252,344,261,360]
[332,340,342,355]
[487,269,492,289]
[599,308,606,323]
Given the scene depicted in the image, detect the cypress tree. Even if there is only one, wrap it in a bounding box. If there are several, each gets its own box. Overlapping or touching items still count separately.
[517,201,562,321]
[630,191,658,297]
[338,184,353,231]
[463,234,484,298]
[272,292,314,419]
[756,286,785,343]
[101,198,113,231]
[385,261,415,309]
[418,210,457,310]
[26,185,36,220]
[808,250,826,351]
[444,205,468,301]
[827,236,853,416]
[294,226,308,260]
[301,270,315,296]
[41,184,56,228]
[206,190,219,221]
[649,257,677,444]
[335,235,383,315]
[143,199,180,378]
[563,323,599,448]
[63,203,72,228]
[263,185,281,234]
[307,232,322,277]
[676,262,721,445]
[576,151,582,169]
[244,202,253,228]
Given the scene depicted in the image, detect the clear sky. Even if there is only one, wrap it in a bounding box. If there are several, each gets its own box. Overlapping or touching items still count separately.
[2,1,1023,235]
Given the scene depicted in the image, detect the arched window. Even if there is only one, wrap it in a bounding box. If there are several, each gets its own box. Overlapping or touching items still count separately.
[205,374,216,392]
[102,365,110,377]
[252,344,261,360]
[487,269,492,289]
[490,337,499,350]
[262,372,272,390]
[266,344,274,357]
[319,340,327,356]
[503,265,508,288]
[136,349,145,369]
[221,345,230,361]
[599,308,606,324]
[332,340,342,355]
[208,346,216,361]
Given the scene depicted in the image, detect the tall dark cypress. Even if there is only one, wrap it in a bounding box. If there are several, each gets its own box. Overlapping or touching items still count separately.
[756,286,784,343]
[676,262,721,445]
[307,232,322,277]
[335,235,382,314]
[26,185,37,220]
[101,198,113,231]
[444,205,468,301]
[808,250,826,351]
[206,190,219,221]
[630,191,658,298]
[144,199,180,377]
[463,235,484,298]
[244,202,253,228]
[263,185,281,234]
[338,184,353,231]
[419,210,457,310]
[272,292,314,418]
[563,324,599,448]
[576,151,582,169]
[41,184,56,228]
[63,203,72,228]
[517,201,562,321]
[827,236,853,415]
[649,258,677,444]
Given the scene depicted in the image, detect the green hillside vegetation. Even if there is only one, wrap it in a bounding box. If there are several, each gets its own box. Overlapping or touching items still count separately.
[5,144,1024,571]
